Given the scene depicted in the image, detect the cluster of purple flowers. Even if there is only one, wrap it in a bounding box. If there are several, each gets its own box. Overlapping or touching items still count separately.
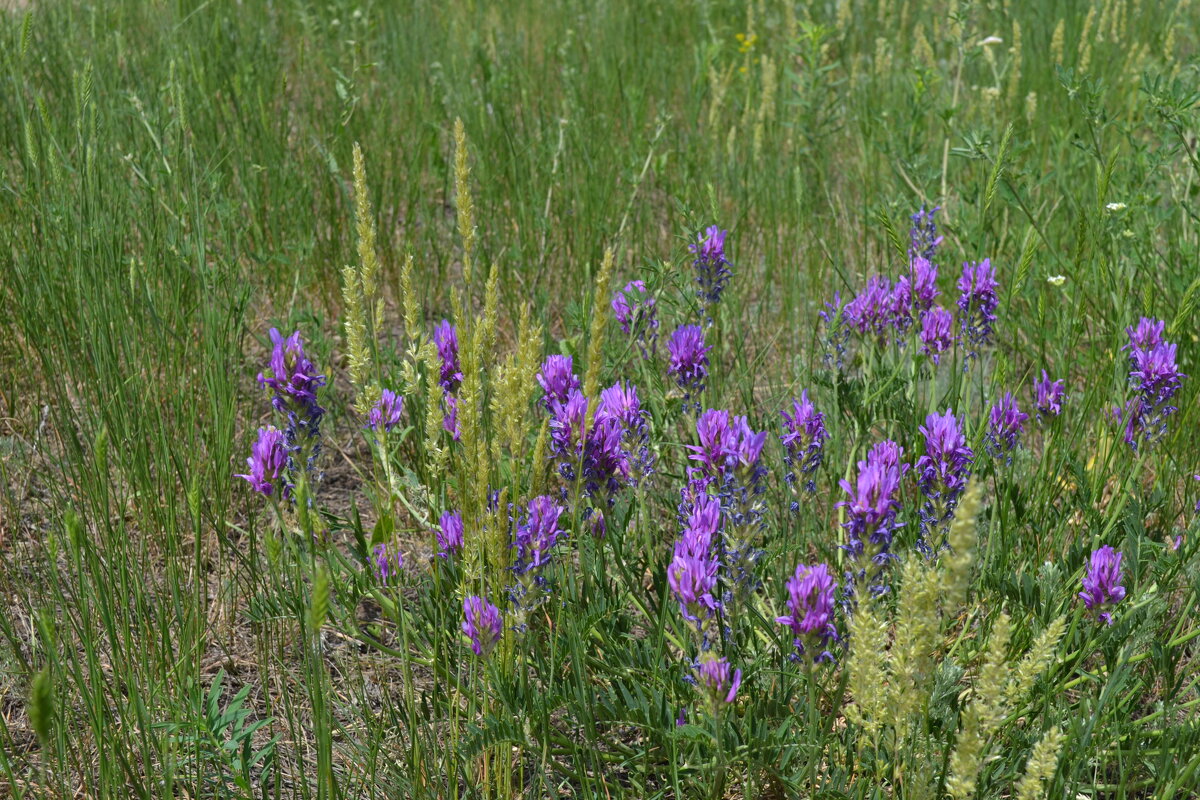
[372,542,404,584]
[838,440,908,576]
[236,426,289,496]
[694,654,741,706]
[367,389,404,433]
[434,320,463,441]
[914,410,974,548]
[1114,317,1185,450]
[512,496,564,576]
[1033,371,1067,421]
[435,510,464,559]
[690,226,733,312]
[238,328,327,498]
[985,392,1029,462]
[780,392,829,500]
[668,493,721,629]
[957,260,1000,355]
[909,206,943,261]
[537,355,580,411]
[775,562,839,662]
[462,595,503,657]
[612,279,660,356]
[1079,545,1126,625]
[919,306,954,363]
[545,369,652,534]
[667,325,712,412]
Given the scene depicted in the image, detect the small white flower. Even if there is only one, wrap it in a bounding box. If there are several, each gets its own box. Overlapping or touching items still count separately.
[979,36,1004,47]
[1106,202,1127,212]
[1047,275,1066,286]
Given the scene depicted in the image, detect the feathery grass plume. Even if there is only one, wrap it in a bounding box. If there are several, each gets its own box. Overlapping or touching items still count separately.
[1050,18,1065,65]
[1096,0,1113,44]
[753,55,777,161]
[582,247,616,429]
[1025,91,1038,124]
[947,612,1012,799]
[341,263,376,414]
[836,0,851,35]
[1078,6,1097,72]
[889,557,942,731]
[873,37,892,78]
[453,117,477,290]
[1007,20,1022,104]
[480,263,501,366]
[1015,726,1065,800]
[1007,615,1066,704]
[29,667,53,748]
[400,252,422,343]
[352,142,383,334]
[844,596,890,745]
[491,305,542,456]
[940,481,981,611]
[913,24,935,68]
[707,63,734,131]
[308,564,331,636]
[1164,25,1176,58]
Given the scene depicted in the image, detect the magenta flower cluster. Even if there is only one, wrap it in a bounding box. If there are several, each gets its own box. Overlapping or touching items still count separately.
[780,392,828,498]
[986,392,1029,462]
[915,410,974,542]
[434,320,463,441]
[612,279,659,356]
[1114,317,1185,450]
[690,225,733,311]
[838,440,908,567]
[462,595,503,657]
[436,510,464,559]
[1033,371,1067,420]
[667,325,712,411]
[1079,545,1126,625]
[367,389,405,433]
[668,493,721,628]
[775,562,839,662]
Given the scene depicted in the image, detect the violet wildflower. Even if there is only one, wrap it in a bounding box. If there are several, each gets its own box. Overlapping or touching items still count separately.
[597,380,655,486]
[537,355,580,411]
[236,426,288,496]
[612,279,660,356]
[845,276,896,342]
[819,293,850,370]
[919,306,954,364]
[1079,545,1126,625]
[986,392,1029,461]
[436,510,464,559]
[257,328,326,476]
[780,392,828,497]
[1130,341,1184,407]
[916,410,974,543]
[890,277,915,333]
[908,255,940,314]
[695,654,742,705]
[433,320,463,393]
[462,595,503,656]
[775,563,839,662]
[838,448,905,566]
[513,496,563,575]
[690,225,733,310]
[668,546,720,628]
[667,325,712,411]
[957,259,1000,352]
[1033,371,1067,420]
[1124,317,1164,358]
[367,389,405,433]
[372,542,403,584]
[910,205,943,261]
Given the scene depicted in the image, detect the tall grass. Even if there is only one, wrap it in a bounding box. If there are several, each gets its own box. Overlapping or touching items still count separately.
[1,0,1198,798]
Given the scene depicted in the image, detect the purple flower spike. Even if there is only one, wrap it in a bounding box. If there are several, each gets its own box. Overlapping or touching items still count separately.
[916,410,974,542]
[513,496,563,574]
[775,563,839,661]
[781,392,829,494]
[436,510,464,559]
[537,355,581,410]
[838,441,907,566]
[695,655,742,705]
[690,226,733,309]
[236,426,289,495]
[612,280,660,356]
[367,389,405,432]
[462,595,503,656]
[1079,545,1126,624]
[667,325,712,410]
[1033,371,1067,420]
[910,206,943,261]
[1124,317,1165,357]
[373,542,404,584]
[919,306,954,364]
[1130,342,1184,406]
[258,328,326,418]
[433,320,463,393]
[986,392,1028,461]
[957,260,1000,352]
[442,394,461,441]
[845,276,896,342]
[909,255,941,314]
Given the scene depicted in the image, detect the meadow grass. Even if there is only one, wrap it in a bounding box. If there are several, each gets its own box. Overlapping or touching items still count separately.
[1,0,1199,797]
